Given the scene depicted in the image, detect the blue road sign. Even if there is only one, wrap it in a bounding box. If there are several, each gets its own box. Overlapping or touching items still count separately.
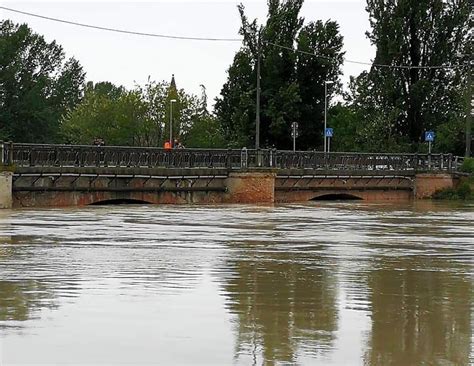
[325,128,334,138]
[425,131,435,142]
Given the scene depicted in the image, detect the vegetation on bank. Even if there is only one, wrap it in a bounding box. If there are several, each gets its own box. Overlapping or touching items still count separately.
[0,165,15,173]
[459,157,474,174]
[0,1,471,154]
[433,178,474,200]
[433,159,474,200]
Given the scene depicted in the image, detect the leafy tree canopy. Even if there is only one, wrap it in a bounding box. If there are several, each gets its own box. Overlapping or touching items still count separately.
[61,78,225,148]
[0,20,85,143]
[347,0,470,154]
[215,0,344,150]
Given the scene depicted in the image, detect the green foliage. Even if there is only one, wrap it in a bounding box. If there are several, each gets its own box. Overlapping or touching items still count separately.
[0,20,85,143]
[460,158,474,174]
[61,79,219,148]
[433,181,473,200]
[61,85,148,146]
[215,1,344,149]
[0,164,15,172]
[184,114,225,148]
[347,0,470,152]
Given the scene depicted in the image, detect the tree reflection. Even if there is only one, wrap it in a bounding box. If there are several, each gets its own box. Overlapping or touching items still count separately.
[0,236,60,328]
[364,259,472,366]
[221,244,338,364]
[0,280,58,325]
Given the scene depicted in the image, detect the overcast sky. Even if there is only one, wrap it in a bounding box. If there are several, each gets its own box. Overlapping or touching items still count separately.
[1,0,374,107]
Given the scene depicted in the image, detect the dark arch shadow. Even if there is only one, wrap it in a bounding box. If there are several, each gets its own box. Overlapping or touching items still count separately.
[311,194,363,201]
[89,199,153,206]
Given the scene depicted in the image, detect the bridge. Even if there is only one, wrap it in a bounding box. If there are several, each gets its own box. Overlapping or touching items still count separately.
[0,142,463,208]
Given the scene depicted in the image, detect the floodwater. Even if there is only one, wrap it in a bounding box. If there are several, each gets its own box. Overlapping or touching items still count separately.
[0,201,472,366]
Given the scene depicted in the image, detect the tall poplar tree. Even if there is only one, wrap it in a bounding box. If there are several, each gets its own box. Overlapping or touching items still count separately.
[215,0,344,149]
[351,0,470,152]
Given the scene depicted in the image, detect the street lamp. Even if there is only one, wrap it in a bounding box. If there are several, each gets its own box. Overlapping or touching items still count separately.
[324,81,334,153]
[169,99,177,148]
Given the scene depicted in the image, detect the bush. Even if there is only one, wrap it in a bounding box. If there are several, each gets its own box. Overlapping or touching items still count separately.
[460,158,474,174]
[433,181,473,200]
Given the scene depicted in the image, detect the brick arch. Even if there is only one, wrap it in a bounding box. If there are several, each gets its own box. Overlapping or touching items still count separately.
[311,193,363,201]
[89,198,153,205]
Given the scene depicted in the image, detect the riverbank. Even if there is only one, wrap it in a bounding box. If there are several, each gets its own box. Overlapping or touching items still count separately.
[433,158,474,200]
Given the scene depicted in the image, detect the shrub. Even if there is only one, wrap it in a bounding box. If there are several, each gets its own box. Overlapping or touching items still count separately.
[433,181,473,200]
[460,158,474,174]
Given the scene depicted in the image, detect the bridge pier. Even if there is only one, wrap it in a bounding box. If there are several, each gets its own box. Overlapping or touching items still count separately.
[225,171,276,204]
[0,171,13,209]
[414,173,457,199]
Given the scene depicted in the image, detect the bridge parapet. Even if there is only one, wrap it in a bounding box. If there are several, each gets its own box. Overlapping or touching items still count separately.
[2,142,462,173]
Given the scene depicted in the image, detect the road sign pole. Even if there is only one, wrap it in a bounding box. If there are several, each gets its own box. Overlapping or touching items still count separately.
[328,137,331,153]
[429,141,432,154]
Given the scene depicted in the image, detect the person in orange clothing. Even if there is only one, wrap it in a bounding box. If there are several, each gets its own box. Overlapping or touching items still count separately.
[164,140,171,149]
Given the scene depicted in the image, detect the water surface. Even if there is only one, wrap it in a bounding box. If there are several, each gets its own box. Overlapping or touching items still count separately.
[0,201,473,365]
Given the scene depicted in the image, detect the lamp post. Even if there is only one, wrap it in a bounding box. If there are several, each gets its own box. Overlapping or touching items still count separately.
[169,99,177,148]
[324,81,334,153]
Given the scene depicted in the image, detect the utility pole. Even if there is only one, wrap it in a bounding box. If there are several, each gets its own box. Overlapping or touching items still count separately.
[256,30,261,150]
[466,21,472,157]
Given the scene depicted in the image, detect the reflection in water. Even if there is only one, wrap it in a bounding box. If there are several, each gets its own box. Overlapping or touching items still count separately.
[0,280,57,325]
[222,245,337,364]
[364,259,472,366]
[0,235,61,328]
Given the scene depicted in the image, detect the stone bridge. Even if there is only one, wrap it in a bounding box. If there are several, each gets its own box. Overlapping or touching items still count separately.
[0,142,463,208]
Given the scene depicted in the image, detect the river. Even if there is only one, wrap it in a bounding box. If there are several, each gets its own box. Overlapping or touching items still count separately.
[0,201,473,365]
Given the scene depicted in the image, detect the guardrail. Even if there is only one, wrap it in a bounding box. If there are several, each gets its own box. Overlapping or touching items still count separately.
[1,141,462,172]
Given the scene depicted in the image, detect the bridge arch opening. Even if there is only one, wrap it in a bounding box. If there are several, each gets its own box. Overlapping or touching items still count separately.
[89,199,153,206]
[311,193,363,201]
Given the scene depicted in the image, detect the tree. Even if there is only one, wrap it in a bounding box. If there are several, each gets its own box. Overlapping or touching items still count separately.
[184,86,225,148]
[350,0,470,152]
[62,78,222,148]
[296,20,344,149]
[215,0,345,150]
[61,83,149,146]
[215,49,255,148]
[0,20,85,143]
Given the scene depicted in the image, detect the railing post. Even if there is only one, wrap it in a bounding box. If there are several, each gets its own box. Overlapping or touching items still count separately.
[8,141,13,166]
[448,154,453,172]
[226,148,232,169]
[54,147,59,166]
[241,148,248,169]
[95,147,100,167]
[0,141,4,166]
[256,148,262,167]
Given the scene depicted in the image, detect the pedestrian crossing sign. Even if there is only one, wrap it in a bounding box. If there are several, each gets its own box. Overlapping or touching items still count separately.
[425,131,435,142]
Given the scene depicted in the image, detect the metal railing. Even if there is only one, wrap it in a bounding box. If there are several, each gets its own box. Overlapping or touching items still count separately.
[1,142,462,172]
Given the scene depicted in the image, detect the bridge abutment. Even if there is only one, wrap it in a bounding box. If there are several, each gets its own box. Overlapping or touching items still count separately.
[0,171,13,209]
[414,173,457,199]
[225,171,276,204]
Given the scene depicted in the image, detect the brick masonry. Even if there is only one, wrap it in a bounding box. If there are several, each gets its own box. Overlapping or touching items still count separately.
[414,174,457,199]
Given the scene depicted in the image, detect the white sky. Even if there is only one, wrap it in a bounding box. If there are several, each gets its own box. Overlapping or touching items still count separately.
[1,0,374,107]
